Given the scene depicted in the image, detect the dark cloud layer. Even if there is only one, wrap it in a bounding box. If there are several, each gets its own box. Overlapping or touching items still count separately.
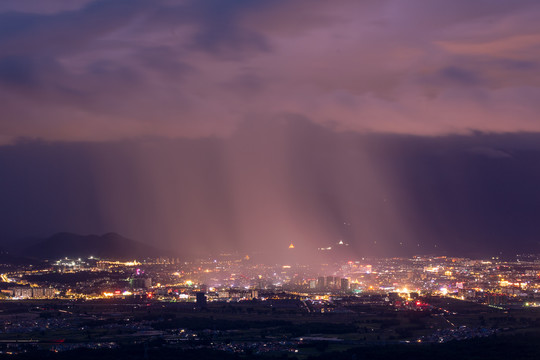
[2,123,540,258]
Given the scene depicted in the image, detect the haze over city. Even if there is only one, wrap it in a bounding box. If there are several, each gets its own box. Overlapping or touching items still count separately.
[1,0,540,259]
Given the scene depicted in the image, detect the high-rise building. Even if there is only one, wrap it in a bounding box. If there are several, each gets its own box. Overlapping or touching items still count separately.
[326,276,335,289]
[196,292,207,307]
[317,276,326,289]
[340,278,349,292]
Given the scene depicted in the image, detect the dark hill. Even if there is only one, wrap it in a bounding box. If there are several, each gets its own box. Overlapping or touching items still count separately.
[21,232,163,260]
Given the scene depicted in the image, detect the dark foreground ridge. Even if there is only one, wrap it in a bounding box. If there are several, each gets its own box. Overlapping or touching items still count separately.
[2,297,540,360]
[3,333,540,360]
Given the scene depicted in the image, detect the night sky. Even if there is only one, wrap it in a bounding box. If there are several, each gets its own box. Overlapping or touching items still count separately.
[1,0,540,258]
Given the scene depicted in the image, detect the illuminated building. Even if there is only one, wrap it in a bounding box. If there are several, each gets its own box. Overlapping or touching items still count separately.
[8,287,56,299]
[129,277,152,289]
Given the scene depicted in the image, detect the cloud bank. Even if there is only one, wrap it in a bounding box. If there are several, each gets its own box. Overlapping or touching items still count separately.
[1,0,539,144]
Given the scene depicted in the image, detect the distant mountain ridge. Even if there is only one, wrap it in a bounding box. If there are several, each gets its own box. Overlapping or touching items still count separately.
[20,232,164,260]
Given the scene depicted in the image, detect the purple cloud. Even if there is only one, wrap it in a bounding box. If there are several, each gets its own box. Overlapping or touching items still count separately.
[0,0,539,144]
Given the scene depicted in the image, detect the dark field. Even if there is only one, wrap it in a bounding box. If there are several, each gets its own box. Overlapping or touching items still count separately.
[2,297,540,359]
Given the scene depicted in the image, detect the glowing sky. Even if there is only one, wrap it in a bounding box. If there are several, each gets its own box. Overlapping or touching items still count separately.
[1,0,540,144]
[1,1,540,258]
